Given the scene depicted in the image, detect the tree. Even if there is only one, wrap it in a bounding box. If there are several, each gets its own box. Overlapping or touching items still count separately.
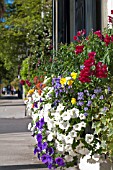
[0,0,52,82]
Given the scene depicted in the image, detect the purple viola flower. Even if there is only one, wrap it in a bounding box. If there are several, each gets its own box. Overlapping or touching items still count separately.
[84,107,88,111]
[84,112,88,116]
[42,142,48,150]
[87,100,92,107]
[80,65,84,69]
[34,147,38,155]
[34,102,38,108]
[91,94,96,99]
[36,133,42,142]
[46,147,54,155]
[36,118,45,130]
[103,107,109,112]
[55,157,65,166]
[41,154,48,163]
[55,90,59,98]
[41,154,53,164]
[108,86,111,92]
[77,101,84,106]
[39,98,43,102]
[41,118,45,125]
[48,163,53,169]
[77,92,84,100]
[47,155,53,164]
[94,88,102,94]
[99,95,104,100]
[38,141,42,148]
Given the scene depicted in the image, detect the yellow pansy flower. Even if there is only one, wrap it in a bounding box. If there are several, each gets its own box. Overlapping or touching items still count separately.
[67,80,74,86]
[28,89,34,95]
[60,78,66,86]
[71,98,76,104]
[71,72,77,80]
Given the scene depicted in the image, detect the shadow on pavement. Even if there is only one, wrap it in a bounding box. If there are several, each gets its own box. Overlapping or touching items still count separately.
[0,104,25,106]
[0,164,47,170]
[0,118,32,134]
[0,95,20,100]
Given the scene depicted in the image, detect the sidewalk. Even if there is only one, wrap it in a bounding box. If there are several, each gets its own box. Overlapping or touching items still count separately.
[0,95,48,170]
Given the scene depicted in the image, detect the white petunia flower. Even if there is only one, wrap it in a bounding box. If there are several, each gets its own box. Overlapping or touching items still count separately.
[65,144,72,151]
[68,130,77,138]
[80,121,86,128]
[56,103,65,112]
[28,123,32,130]
[79,113,86,120]
[73,123,82,131]
[71,108,79,118]
[85,134,94,144]
[68,150,77,157]
[57,143,65,152]
[44,103,51,111]
[61,111,71,121]
[64,135,74,144]
[59,121,70,131]
[64,155,74,162]
[32,113,38,122]
[47,133,54,141]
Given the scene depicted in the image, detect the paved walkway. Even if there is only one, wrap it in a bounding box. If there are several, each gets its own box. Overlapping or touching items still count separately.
[0,95,48,170]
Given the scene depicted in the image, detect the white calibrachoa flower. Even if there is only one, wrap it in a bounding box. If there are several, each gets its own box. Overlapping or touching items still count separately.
[73,123,82,131]
[79,113,86,120]
[59,120,70,131]
[56,103,65,112]
[85,134,94,144]
[64,135,74,144]
[64,155,74,162]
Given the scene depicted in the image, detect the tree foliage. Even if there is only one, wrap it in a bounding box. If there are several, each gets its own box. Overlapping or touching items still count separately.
[0,0,52,82]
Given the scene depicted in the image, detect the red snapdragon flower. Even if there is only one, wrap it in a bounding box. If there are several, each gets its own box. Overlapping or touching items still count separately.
[20,80,25,85]
[94,30,102,39]
[111,35,113,42]
[108,16,113,23]
[84,56,95,68]
[104,34,111,46]
[95,62,108,78]
[73,36,77,40]
[75,45,84,54]
[111,10,113,14]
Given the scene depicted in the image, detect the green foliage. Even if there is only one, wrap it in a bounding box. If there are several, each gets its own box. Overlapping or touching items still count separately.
[0,0,52,83]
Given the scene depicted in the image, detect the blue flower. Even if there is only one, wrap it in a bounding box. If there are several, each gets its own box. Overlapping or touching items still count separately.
[55,157,65,166]
[99,95,104,100]
[87,100,92,106]
[84,107,88,111]
[42,142,48,150]
[46,147,54,155]
[91,94,96,99]
[77,101,84,106]
[77,92,84,100]
[36,133,42,142]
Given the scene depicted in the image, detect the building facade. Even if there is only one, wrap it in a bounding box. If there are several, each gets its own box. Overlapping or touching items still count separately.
[53,0,113,50]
